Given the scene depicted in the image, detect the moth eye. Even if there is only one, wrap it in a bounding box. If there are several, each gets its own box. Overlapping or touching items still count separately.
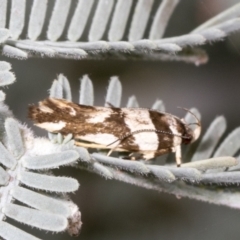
[182,134,192,144]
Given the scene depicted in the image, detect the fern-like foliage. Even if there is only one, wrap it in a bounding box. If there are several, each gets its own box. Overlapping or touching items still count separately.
[0,1,239,63]
[0,62,82,240]
[0,2,240,238]
[1,60,240,239]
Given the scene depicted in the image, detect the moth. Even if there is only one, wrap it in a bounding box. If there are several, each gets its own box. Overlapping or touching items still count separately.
[28,98,201,167]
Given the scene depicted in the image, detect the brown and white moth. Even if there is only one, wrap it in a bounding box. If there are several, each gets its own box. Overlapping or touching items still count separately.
[28,98,201,167]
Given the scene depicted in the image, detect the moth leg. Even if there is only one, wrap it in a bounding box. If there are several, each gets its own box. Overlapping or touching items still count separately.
[107,139,122,156]
[75,141,109,149]
[128,154,136,160]
[141,148,173,161]
[175,145,182,167]
[121,152,141,160]
[128,152,141,160]
[142,151,156,160]
[107,148,114,157]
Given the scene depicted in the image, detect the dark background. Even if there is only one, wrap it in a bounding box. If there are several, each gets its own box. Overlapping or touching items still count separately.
[2,0,240,239]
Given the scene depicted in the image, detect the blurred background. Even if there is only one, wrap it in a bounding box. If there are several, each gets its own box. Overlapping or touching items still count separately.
[2,0,240,239]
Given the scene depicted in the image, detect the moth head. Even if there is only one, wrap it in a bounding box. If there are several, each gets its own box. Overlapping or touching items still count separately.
[180,108,201,144]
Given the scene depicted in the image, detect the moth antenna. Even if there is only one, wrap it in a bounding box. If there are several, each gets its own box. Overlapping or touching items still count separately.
[154,129,190,139]
[106,130,153,148]
[107,138,122,147]
[107,128,191,149]
[187,122,199,127]
[105,102,116,108]
[177,107,201,142]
